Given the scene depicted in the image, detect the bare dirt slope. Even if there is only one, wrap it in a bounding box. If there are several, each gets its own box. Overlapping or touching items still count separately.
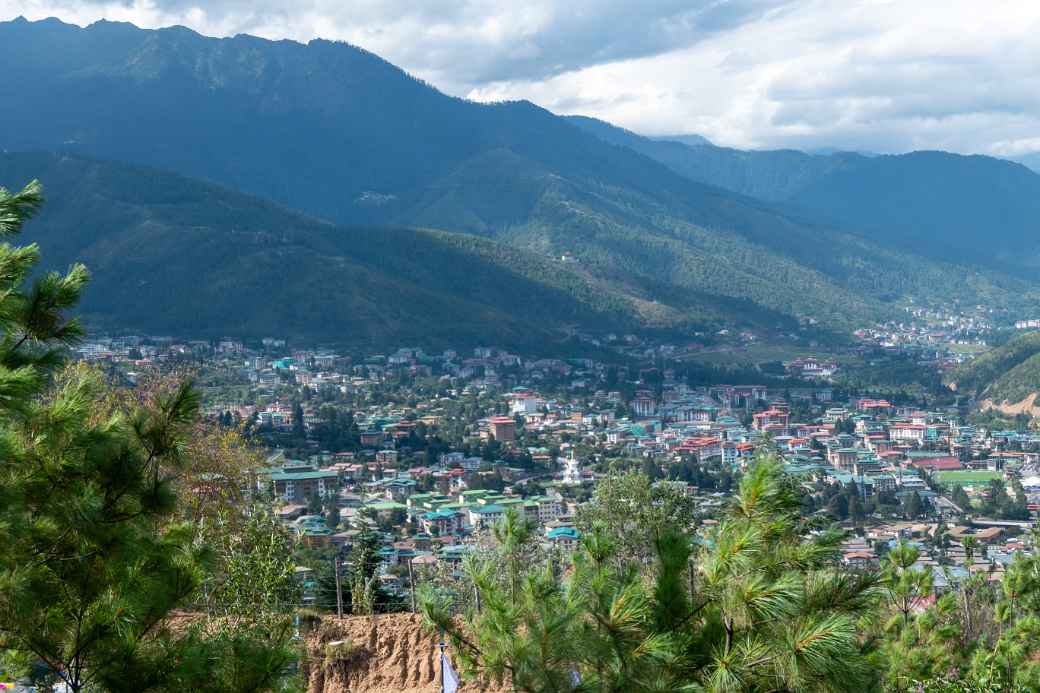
[980,393,1040,418]
[304,613,503,693]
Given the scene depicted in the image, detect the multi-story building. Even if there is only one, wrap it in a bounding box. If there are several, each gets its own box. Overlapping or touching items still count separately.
[675,436,722,463]
[468,504,506,529]
[488,416,516,442]
[753,408,790,432]
[420,509,463,535]
[271,469,339,502]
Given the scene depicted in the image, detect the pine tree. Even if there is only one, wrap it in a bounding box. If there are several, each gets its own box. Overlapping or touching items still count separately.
[292,400,306,441]
[952,484,972,514]
[0,181,293,690]
[905,490,923,519]
[424,456,883,691]
[884,541,933,628]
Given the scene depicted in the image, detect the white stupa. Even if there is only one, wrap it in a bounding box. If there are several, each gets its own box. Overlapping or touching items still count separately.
[561,452,583,486]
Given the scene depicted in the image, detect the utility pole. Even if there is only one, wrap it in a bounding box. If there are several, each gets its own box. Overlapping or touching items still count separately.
[334,556,344,618]
[439,629,447,693]
[407,558,417,614]
[688,558,695,605]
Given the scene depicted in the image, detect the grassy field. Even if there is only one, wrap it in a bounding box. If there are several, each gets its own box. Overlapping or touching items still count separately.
[934,469,1002,487]
[680,344,854,367]
[946,342,989,356]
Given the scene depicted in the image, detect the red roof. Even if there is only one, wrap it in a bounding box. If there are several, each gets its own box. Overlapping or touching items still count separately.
[909,456,962,471]
[488,416,515,424]
[678,436,721,448]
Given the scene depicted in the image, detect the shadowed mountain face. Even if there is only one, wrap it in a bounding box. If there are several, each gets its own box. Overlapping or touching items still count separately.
[1,17,1036,344]
[571,116,1040,272]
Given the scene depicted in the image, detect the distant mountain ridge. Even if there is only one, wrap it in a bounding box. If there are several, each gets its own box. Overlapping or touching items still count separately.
[653,133,713,147]
[1008,152,1040,174]
[570,116,1040,272]
[566,116,856,202]
[0,17,1037,344]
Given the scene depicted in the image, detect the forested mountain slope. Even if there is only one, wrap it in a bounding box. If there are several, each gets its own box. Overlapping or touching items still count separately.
[1,17,1035,337]
[567,115,849,202]
[951,332,1040,408]
[0,152,654,347]
[572,116,1040,272]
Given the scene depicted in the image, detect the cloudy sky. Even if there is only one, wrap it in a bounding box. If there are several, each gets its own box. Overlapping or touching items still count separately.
[4,0,1040,155]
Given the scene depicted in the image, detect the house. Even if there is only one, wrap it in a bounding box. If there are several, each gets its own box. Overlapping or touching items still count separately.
[270,469,339,502]
[890,423,926,445]
[828,447,859,470]
[375,449,399,465]
[525,495,564,524]
[469,504,506,529]
[843,550,877,570]
[631,391,657,417]
[440,452,465,466]
[384,477,418,501]
[546,526,581,551]
[753,409,789,432]
[870,474,898,494]
[360,430,385,448]
[488,416,517,443]
[508,390,544,415]
[293,515,333,547]
[420,509,463,535]
[675,436,722,463]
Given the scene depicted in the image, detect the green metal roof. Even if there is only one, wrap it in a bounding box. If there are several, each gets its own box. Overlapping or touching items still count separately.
[367,501,407,511]
[271,470,338,481]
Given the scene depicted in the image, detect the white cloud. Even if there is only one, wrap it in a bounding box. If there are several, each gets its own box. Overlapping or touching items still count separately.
[1,1,788,88]
[3,0,1040,154]
[469,0,1040,154]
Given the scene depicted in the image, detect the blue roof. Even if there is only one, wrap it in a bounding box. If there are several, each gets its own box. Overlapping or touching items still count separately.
[547,527,581,540]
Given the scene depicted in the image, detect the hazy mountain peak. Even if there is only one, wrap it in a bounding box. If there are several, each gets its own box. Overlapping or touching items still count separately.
[652,133,714,147]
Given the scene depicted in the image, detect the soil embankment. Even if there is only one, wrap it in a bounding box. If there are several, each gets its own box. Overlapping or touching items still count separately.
[304,613,501,693]
[980,392,1040,418]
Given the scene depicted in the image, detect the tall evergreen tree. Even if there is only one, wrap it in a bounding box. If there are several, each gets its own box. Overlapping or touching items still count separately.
[0,181,293,690]
[291,400,306,441]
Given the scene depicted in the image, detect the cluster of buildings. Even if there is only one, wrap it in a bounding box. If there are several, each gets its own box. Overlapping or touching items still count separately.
[76,330,1040,606]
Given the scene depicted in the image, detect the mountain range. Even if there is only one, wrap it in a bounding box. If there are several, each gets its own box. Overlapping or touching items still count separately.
[1,16,1037,347]
[569,117,1040,272]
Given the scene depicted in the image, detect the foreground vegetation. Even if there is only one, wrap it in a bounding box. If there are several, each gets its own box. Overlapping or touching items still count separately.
[422,460,1040,692]
[0,181,299,690]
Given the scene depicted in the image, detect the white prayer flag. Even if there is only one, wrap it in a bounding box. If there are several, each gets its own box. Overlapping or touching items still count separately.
[442,652,460,693]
